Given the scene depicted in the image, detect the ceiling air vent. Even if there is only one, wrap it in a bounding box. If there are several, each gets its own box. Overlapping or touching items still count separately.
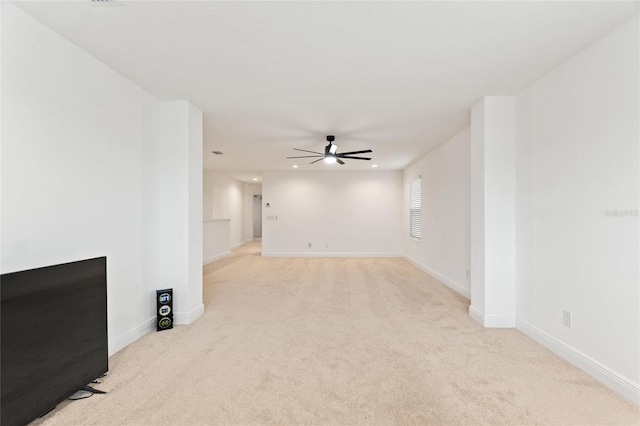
[90,0,123,6]
[212,151,224,155]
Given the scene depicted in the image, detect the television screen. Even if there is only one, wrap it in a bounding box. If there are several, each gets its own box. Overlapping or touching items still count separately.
[1,257,108,426]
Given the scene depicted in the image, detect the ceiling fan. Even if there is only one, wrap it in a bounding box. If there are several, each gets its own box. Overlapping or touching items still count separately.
[287,135,373,165]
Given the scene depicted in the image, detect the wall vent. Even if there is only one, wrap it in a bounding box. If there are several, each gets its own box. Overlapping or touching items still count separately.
[212,151,224,155]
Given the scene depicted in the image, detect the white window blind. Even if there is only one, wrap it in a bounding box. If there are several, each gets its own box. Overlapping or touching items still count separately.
[410,177,421,240]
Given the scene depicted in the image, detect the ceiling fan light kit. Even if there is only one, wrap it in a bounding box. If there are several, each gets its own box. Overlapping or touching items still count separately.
[287,135,373,165]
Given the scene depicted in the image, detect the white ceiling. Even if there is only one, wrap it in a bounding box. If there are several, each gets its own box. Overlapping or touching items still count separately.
[14,1,640,182]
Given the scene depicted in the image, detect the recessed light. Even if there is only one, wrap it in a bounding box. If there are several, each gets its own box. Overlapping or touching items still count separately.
[371,164,378,168]
[292,165,298,168]
[252,178,258,181]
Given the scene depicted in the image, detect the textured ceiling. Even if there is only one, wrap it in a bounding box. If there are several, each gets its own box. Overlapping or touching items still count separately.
[14,1,640,182]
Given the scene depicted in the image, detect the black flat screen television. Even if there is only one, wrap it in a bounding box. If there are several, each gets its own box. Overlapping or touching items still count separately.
[1,257,108,426]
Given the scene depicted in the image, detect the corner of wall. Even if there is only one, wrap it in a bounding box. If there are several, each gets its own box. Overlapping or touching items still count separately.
[174,303,205,326]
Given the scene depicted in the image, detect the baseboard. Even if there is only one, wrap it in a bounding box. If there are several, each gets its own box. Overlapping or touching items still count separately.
[203,251,231,265]
[108,316,155,357]
[175,303,205,325]
[468,305,515,328]
[468,305,484,326]
[243,238,253,243]
[231,241,245,249]
[107,304,205,357]
[404,255,470,299]
[516,318,639,404]
[261,252,403,258]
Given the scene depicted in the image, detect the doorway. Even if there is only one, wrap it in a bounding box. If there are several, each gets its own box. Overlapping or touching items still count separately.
[252,194,262,242]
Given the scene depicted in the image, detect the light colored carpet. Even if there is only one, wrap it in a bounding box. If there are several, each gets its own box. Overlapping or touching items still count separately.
[34,243,639,425]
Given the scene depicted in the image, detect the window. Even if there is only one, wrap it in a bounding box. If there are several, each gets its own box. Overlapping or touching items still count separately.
[410,177,421,240]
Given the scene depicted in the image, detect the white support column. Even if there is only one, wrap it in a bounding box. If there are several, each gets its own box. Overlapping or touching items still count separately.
[186,103,204,322]
[469,96,516,328]
[144,101,203,326]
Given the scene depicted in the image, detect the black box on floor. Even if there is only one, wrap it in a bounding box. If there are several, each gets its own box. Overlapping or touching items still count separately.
[156,288,173,331]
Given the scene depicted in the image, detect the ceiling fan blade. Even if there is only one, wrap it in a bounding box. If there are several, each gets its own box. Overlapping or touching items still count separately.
[338,156,371,161]
[287,155,323,159]
[337,159,345,165]
[309,158,324,164]
[293,148,323,155]
[336,149,373,156]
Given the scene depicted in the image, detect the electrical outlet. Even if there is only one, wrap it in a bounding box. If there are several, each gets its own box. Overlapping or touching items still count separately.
[563,310,572,328]
[308,242,312,249]
[324,243,328,248]
[465,270,470,279]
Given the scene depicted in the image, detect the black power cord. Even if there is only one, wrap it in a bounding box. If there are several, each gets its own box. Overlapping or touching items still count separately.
[82,385,107,394]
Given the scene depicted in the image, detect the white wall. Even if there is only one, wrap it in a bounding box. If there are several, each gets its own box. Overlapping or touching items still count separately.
[403,128,471,298]
[262,171,402,256]
[515,16,639,402]
[203,219,231,264]
[1,3,203,355]
[203,171,244,248]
